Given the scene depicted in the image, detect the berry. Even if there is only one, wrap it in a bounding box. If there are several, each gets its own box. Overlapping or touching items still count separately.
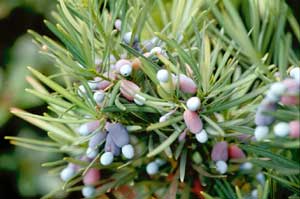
[134,94,146,106]
[156,69,169,83]
[290,67,300,81]
[150,47,163,55]
[78,121,100,136]
[123,32,138,44]
[183,110,203,134]
[120,64,132,77]
[274,122,290,137]
[114,19,122,30]
[82,186,95,198]
[89,131,107,148]
[254,126,269,141]
[195,129,208,143]
[86,147,98,159]
[186,97,201,111]
[105,134,121,156]
[121,144,135,159]
[211,141,228,162]
[240,162,253,170]
[269,82,287,97]
[265,91,280,103]
[83,168,100,185]
[289,120,300,138]
[228,145,246,159]
[146,162,159,175]
[106,123,129,147]
[216,160,227,174]
[60,167,75,181]
[256,172,265,185]
[178,74,197,94]
[120,79,140,101]
[100,152,114,166]
[93,90,105,105]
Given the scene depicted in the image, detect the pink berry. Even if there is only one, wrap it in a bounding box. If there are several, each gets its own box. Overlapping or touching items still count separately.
[83,168,100,185]
[178,74,197,94]
[280,96,300,105]
[211,141,228,162]
[228,145,246,159]
[120,79,140,101]
[183,110,203,134]
[289,120,300,138]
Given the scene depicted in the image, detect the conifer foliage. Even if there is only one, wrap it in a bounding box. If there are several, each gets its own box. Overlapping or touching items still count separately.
[5,0,300,198]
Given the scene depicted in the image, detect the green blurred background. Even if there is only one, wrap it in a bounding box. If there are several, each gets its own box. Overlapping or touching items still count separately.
[0,0,299,198]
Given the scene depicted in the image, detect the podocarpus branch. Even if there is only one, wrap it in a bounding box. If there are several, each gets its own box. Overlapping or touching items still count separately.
[5,0,300,198]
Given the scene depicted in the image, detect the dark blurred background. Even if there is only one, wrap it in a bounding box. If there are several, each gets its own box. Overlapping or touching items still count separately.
[0,0,299,198]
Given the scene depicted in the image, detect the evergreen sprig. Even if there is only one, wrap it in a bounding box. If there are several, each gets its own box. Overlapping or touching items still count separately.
[5,0,300,198]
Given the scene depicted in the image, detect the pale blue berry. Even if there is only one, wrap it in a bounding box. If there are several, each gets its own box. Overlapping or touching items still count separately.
[93,90,105,105]
[82,186,95,198]
[86,147,98,159]
[265,91,280,103]
[186,97,201,111]
[269,82,287,97]
[240,162,253,170]
[256,172,265,185]
[121,144,135,159]
[274,122,290,137]
[156,69,169,83]
[290,67,300,81]
[60,167,75,181]
[100,152,114,166]
[146,161,159,175]
[120,64,132,77]
[133,94,145,106]
[254,126,269,141]
[251,189,258,199]
[195,129,208,143]
[216,160,227,174]
[150,47,163,55]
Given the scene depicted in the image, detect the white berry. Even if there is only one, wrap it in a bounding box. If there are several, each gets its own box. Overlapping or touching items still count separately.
[86,147,98,159]
[265,91,280,103]
[256,172,265,185]
[134,94,145,106]
[93,90,105,105]
[216,160,228,174]
[60,167,75,181]
[78,123,90,136]
[123,32,133,44]
[274,122,290,137]
[254,126,269,141]
[269,82,287,97]
[150,47,163,55]
[100,152,114,166]
[146,162,159,175]
[186,97,201,111]
[120,64,132,77]
[290,67,300,81]
[251,189,258,198]
[114,19,122,30]
[195,129,208,143]
[156,69,169,83]
[240,162,253,170]
[121,144,135,159]
[82,186,95,198]
[88,81,98,90]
